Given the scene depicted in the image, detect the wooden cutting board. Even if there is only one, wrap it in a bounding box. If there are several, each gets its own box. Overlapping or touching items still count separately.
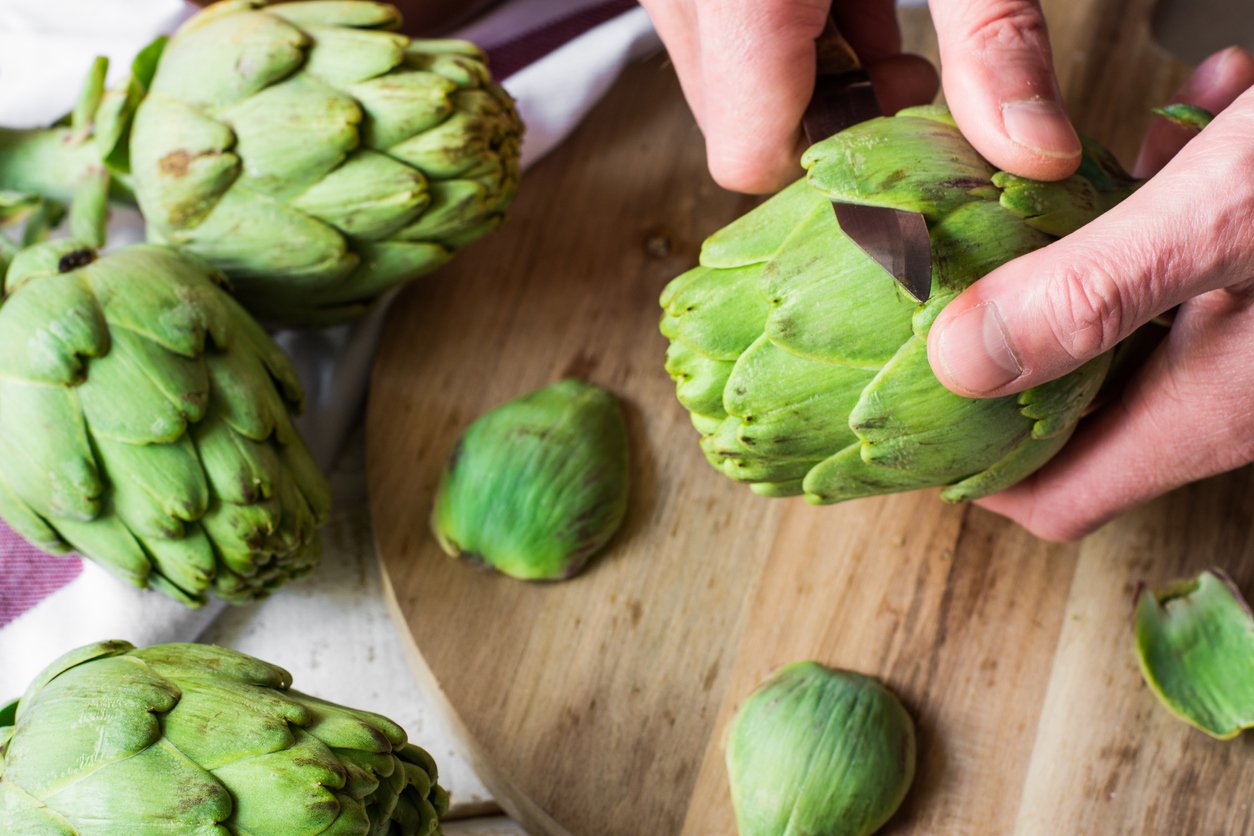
[367,2,1254,833]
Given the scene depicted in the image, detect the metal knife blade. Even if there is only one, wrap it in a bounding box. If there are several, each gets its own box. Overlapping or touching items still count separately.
[801,18,933,303]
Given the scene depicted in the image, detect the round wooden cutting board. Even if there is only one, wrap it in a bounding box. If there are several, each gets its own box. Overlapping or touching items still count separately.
[367,3,1254,833]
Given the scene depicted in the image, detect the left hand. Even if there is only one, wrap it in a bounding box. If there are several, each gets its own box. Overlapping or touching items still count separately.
[926,47,1254,541]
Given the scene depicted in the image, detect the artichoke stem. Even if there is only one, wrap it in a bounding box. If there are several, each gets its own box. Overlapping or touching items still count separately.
[0,127,132,206]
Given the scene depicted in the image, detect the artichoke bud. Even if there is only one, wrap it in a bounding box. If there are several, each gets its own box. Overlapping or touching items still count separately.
[0,641,449,834]
[431,379,630,581]
[660,105,1136,505]
[726,662,916,836]
[1135,568,1254,740]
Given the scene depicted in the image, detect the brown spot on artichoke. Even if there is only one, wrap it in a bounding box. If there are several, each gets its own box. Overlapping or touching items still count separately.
[430,379,630,581]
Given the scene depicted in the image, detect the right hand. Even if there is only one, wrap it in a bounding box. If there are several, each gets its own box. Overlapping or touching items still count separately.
[638,0,1082,192]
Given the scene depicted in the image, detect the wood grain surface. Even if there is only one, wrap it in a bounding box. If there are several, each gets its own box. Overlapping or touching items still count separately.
[367,2,1254,833]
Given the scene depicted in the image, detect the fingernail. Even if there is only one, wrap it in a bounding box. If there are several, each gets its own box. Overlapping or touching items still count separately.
[936,302,1023,394]
[1002,98,1080,159]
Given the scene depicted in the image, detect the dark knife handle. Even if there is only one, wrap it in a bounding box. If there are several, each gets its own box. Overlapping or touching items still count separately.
[803,14,879,145]
[814,15,862,76]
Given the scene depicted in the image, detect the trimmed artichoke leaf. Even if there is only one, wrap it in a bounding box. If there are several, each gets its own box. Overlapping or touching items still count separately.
[661,262,771,361]
[850,336,1030,482]
[803,113,997,220]
[299,24,408,86]
[803,442,925,505]
[350,70,457,150]
[723,335,870,459]
[216,73,362,200]
[761,202,915,367]
[1135,569,1254,740]
[664,340,734,420]
[701,179,825,269]
[939,427,1073,503]
[290,149,430,241]
[1019,353,1112,439]
[929,200,1054,298]
[149,6,308,107]
[266,1,403,30]
[128,94,239,230]
[994,170,1101,237]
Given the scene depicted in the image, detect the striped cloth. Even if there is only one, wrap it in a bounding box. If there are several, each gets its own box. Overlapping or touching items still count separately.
[0,0,659,691]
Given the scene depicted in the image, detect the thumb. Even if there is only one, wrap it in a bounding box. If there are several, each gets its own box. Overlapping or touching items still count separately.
[927,89,1254,397]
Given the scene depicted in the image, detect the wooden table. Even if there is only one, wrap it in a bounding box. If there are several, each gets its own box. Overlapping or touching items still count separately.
[367,2,1254,832]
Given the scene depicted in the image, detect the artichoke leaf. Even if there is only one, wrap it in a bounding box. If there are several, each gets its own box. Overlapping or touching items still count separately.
[300,24,408,86]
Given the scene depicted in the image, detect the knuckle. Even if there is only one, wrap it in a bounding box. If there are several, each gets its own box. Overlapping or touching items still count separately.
[1040,261,1130,362]
[963,3,1051,56]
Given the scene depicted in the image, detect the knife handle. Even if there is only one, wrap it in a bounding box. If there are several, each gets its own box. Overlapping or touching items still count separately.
[815,14,862,76]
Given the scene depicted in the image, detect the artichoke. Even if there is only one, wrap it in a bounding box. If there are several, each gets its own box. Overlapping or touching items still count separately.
[0,237,330,606]
[0,0,523,325]
[726,661,916,836]
[660,105,1138,504]
[431,379,631,580]
[0,640,448,834]
[1135,569,1254,740]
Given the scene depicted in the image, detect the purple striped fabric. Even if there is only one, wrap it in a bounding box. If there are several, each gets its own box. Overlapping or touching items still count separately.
[0,0,645,627]
[0,536,81,628]
[487,0,638,79]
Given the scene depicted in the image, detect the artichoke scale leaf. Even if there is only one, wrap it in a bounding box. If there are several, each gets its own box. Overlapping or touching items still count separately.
[927,200,1055,299]
[939,427,1073,503]
[1019,353,1111,439]
[1135,570,1254,740]
[267,1,404,30]
[0,380,102,521]
[802,442,926,504]
[290,149,430,242]
[850,336,1030,482]
[149,6,308,107]
[387,90,512,180]
[994,170,1102,236]
[215,73,362,201]
[0,269,106,384]
[153,679,308,771]
[0,781,77,835]
[0,470,69,554]
[661,262,771,361]
[761,203,915,367]
[42,514,153,589]
[348,70,457,150]
[394,177,501,243]
[74,327,209,444]
[406,48,491,89]
[701,178,825,269]
[204,347,293,443]
[749,478,806,498]
[294,240,450,312]
[664,340,734,420]
[129,94,239,230]
[803,113,997,220]
[92,433,208,536]
[131,524,217,604]
[723,334,871,459]
[300,24,408,86]
[210,728,354,835]
[194,408,280,505]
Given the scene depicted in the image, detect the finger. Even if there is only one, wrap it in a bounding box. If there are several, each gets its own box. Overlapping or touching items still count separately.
[695,0,831,193]
[1135,46,1254,177]
[930,0,1080,180]
[927,88,1254,397]
[866,53,940,114]
[976,290,1254,541]
[639,1,706,126]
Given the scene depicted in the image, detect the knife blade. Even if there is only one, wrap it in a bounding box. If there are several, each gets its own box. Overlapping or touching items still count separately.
[800,16,933,303]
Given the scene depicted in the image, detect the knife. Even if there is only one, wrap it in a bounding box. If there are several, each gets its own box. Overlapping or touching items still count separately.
[800,15,933,303]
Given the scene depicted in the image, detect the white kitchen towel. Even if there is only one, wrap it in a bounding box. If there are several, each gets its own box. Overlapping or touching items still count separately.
[0,0,660,699]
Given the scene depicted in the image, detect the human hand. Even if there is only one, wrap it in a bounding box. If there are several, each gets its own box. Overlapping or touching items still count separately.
[638,0,1086,193]
[926,47,1254,541]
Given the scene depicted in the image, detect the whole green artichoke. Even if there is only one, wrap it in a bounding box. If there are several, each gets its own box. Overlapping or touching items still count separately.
[0,239,330,606]
[0,0,523,325]
[0,640,448,834]
[660,105,1135,504]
